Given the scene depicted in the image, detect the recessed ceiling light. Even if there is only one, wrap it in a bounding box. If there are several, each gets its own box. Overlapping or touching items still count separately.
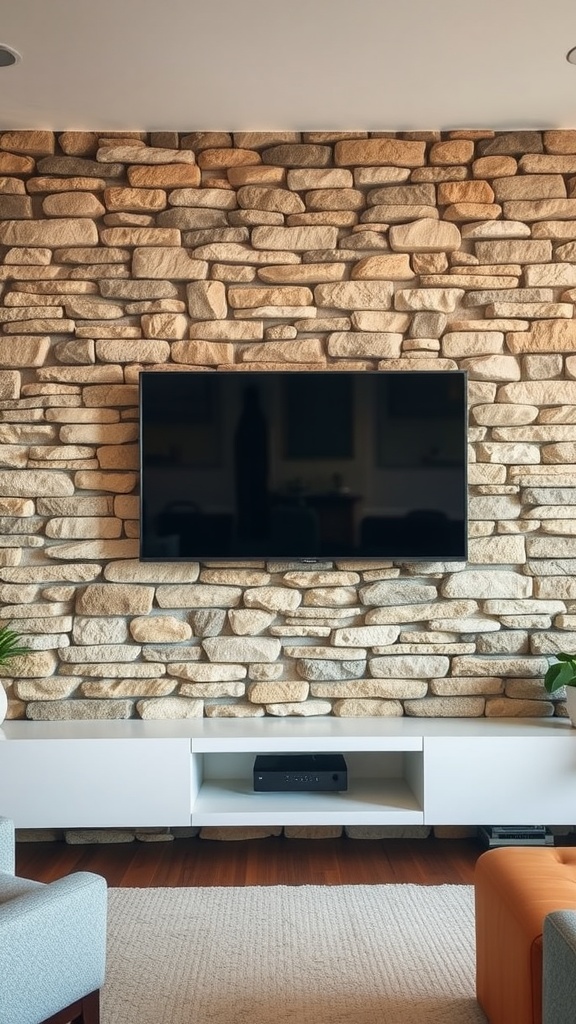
[0,45,21,68]
[567,46,576,65]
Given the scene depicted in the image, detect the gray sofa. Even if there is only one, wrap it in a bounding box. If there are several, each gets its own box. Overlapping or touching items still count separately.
[0,816,107,1024]
[543,909,576,1024]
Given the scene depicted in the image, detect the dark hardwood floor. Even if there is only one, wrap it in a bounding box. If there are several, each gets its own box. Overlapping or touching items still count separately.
[16,835,484,887]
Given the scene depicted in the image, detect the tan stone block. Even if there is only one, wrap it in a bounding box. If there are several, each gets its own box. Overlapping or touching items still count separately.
[394,288,463,312]
[247,680,308,703]
[350,254,413,279]
[326,332,401,358]
[228,286,312,308]
[472,156,518,178]
[239,340,324,363]
[191,242,299,265]
[131,247,207,279]
[104,560,199,583]
[45,516,121,540]
[171,340,232,364]
[202,636,281,662]
[251,225,338,251]
[442,331,504,358]
[335,139,425,167]
[0,219,98,247]
[127,166,201,187]
[198,148,261,169]
[461,354,521,381]
[485,697,554,717]
[0,337,49,367]
[75,583,153,616]
[503,198,576,221]
[37,368,123,386]
[14,677,78,701]
[189,320,262,340]
[429,140,474,164]
[543,130,576,153]
[156,584,241,608]
[438,181,495,204]
[236,185,304,214]
[186,280,227,319]
[137,696,203,719]
[96,339,170,364]
[46,539,138,560]
[179,681,245,699]
[257,264,346,284]
[441,570,531,600]
[0,153,35,174]
[28,699,133,720]
[140,313,187,339]
[332,698,403,716]
[474,239,551,263]
[444,203,502,221]
[0,650,57,679]
[404,696,485,717]
[315,281,393,310]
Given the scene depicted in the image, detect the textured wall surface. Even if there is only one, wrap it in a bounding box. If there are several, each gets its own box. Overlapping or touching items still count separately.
[1,127,575,723]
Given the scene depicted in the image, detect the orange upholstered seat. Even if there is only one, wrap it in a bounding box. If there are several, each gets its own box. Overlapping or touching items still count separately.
[475,846,576,1024]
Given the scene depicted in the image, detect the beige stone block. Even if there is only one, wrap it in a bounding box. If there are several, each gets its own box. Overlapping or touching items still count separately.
[326,332,401,358]
[0,470,73,497]
[461,354,521,381]
[314,281,393,310]
[126,165,201,188]
[335,139,426,167]
[156,584,241,608]
[136,696,203,719]
[283,571,360,588]
[73,473,137,496]
[405,696,485,717]
[179,681,245,699]
[129,616,192,643]
[493,175,567,201]
[331,625,399,647]
[485,697,554,717]
[236,185,303,214]
[295,659,366,682]
[168,663,246,682]
[82,678,175,699]
[132,247,207,279]
[304,188,365,212]
[140,313,187,339]
[287,169,353,189]
[543,131,576,153]
[59,661,163,679]
[227,608,274,635]
[369,655,449,678]
[96,339,170,364]
[45,516,121,540]
[248,664,283,680]
[394,288,463,312]
[438,180,495,204]
[256,264,346,285]
[76,583,153,616]
[498,380,576,405]
[443,203,502,221]
[186,280,227,319]
[72,617,128,645]
[202,636,281,662]
[189,320,262,340]
[0,337,50,368]
[243,586,301,613]
[362,204,438,223]
[266,699,333,716]
[251,225,338,251]
[429,140,474,164]
[467,535,526,564]
[313,678,427,700]
[0,130,54,155]
[172,340,233,365]
[474,239,552,263]
[247,680,308,703]
[430,677,503,696]
[0,649,56,679]
[476,441,540,464]
[191,242,300,265]
[332,698,403,716]
[260,143,330,167]
[42,192,105,218]
[441,570,531,600]
[0,219,98,247]
[507,319,576,354]
[442,331,504,358]
[301,587,359,607]
[350,254,413,279]
[228,286,312,309]
[14,677,77,701]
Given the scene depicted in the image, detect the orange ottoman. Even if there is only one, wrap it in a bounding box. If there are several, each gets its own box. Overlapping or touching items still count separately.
[475,846,576,1024]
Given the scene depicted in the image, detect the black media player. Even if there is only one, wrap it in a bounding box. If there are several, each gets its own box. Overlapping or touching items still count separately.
[253,754,348,792]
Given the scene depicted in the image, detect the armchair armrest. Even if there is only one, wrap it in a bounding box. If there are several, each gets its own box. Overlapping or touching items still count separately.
[0,817,14,875]
[543,910,576,1024]
[0,871,107,1024]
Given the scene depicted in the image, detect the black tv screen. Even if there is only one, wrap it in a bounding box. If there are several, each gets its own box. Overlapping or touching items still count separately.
[139,370,468,562]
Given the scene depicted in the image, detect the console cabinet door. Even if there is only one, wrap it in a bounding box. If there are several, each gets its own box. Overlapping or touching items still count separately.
[0,738,191,828]
[423,735,576,825]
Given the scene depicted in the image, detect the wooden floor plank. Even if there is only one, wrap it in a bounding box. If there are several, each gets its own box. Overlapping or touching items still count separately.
[15,835,483,887]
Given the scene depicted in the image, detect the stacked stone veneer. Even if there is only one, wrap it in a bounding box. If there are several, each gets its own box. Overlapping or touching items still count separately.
[2,126,576,726]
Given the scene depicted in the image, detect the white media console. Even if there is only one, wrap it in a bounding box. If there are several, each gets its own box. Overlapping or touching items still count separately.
[0,717,574,830]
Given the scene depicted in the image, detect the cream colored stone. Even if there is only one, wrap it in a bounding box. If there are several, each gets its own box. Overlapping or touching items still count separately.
[326,332,401,358]
[389,218,461,252]
[335,139,426,167]
[179,681,245,698]
[350,254,414,279]
[168,663,246,681]
[247,680,308,703]
[75,584,153,615]
[129,616,192,643]
[244,586,301,613]
[172,340,233,365]
[441,570,531,599]
[228,609,275,635]
[394,288,464,312]
[283,571,360,588]
[104,560,199,583]
[332,698,403,716]
[141,313,187,339]
[202,636,281,662]
[189,320,262,340]
[0,219,98,247]
[485,697,554,717]
[137,696,203,719]
[461,354,521,381]
[302,587,358,607]
[331,625,399,647]
[404,696,485,717]
[251,225,338,251]
[186,280,227,319]
[156,584,241,608]
[369,655,449,678]
[132,247,207,279]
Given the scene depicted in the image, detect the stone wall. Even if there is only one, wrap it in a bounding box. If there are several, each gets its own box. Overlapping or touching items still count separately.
[1,127,575,724]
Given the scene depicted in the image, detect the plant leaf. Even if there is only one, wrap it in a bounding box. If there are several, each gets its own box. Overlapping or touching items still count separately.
[544,660,576,692]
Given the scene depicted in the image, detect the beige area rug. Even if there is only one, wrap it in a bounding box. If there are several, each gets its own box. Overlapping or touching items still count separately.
[104,884,487,1024]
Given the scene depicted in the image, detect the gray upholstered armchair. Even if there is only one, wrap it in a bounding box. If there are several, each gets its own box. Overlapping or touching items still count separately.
[543,910,576,1024]
[0,816,107,1024]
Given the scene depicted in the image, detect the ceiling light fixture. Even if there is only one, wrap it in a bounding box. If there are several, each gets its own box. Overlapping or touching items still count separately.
[567,46,576,64]
[0,45,21,67]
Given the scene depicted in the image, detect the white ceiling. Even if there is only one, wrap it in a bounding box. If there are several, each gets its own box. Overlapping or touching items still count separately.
[2,0,576,133]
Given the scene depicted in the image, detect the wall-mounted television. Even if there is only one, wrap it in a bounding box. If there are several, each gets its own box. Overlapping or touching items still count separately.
[139,369,468,562]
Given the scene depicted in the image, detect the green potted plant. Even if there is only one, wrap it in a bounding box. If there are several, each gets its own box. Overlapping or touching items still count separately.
[543,653,576,725]
[0,624,30,725]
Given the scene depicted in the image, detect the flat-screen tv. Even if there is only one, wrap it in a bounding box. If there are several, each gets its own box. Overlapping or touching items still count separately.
[139,369,468,562]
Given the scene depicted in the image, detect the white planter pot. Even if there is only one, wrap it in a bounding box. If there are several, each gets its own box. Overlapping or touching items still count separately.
[0,685,6,726]
[565,687,576,727]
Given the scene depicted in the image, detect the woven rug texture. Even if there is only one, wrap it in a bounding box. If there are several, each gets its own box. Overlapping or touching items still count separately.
[104,884,487,1024]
